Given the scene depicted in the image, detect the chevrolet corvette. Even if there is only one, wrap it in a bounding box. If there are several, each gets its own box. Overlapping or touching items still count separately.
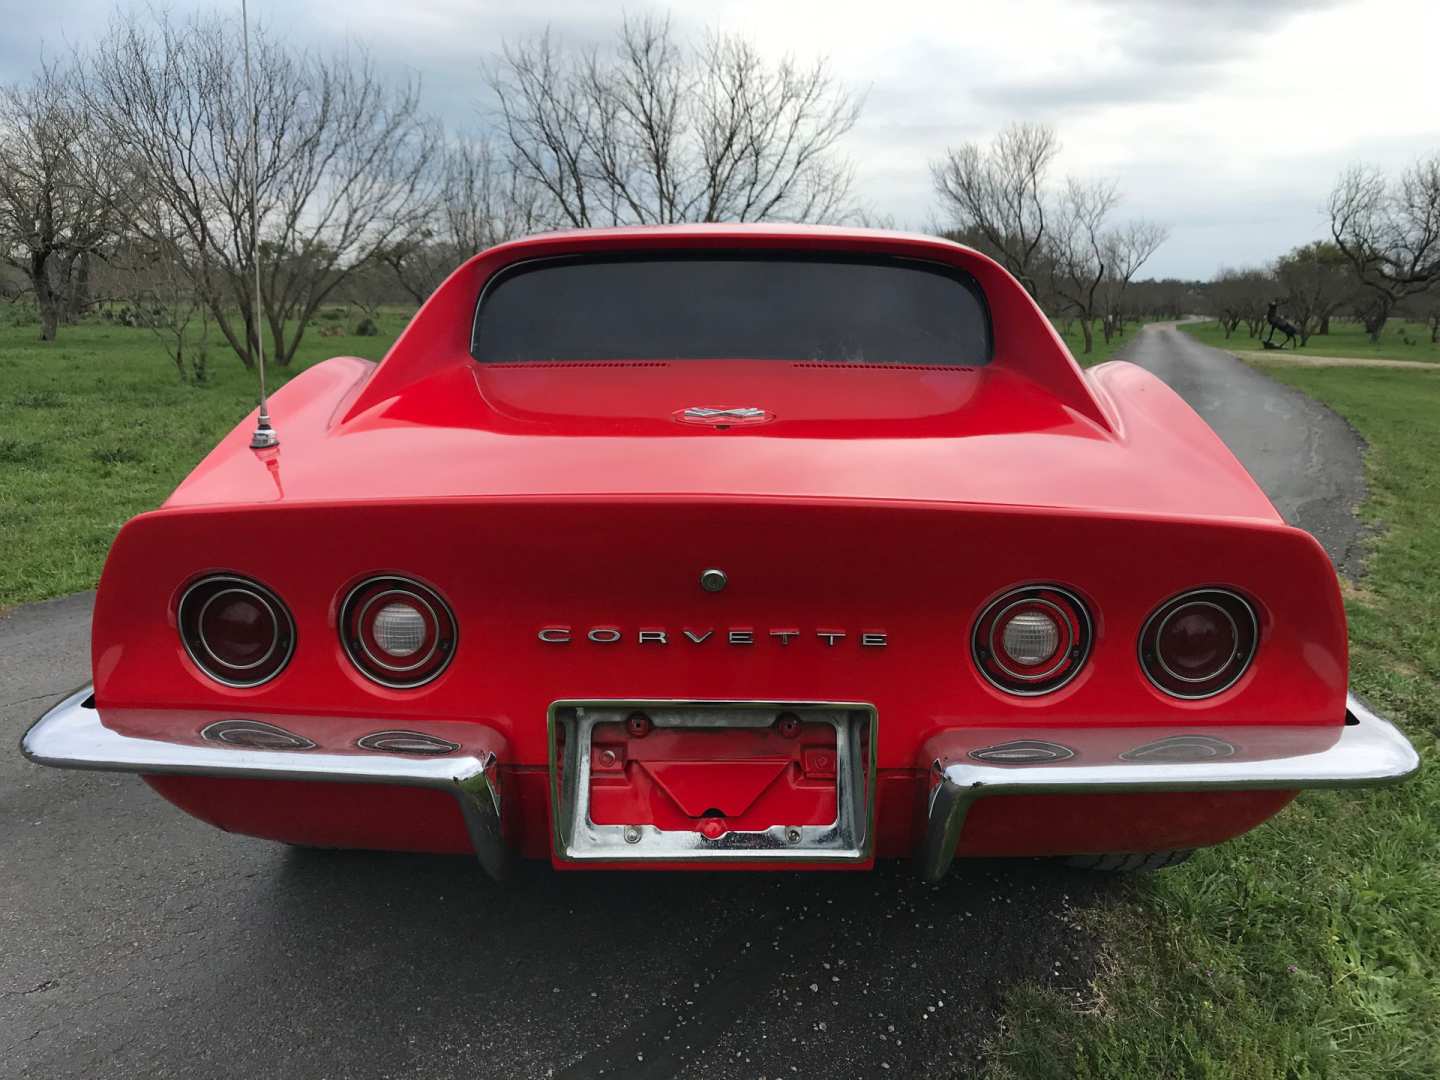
[22,225,1418,880]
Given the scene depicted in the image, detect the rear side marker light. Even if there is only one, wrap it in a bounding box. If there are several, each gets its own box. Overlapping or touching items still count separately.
[356,730,460,755]
[1139,588,1258,699]
[1120,734,1236,762]
[179,575,295,688]
[969,739,1075,763]
[973,585,1093,696]
[341,576,457,689]
[200,719,314,750]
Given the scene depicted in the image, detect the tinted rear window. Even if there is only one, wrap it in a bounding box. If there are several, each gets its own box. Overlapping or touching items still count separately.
[471,254,991,365]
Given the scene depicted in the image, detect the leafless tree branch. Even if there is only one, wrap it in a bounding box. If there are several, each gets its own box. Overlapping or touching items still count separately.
[79,9,439,368]
[487,16,861,229]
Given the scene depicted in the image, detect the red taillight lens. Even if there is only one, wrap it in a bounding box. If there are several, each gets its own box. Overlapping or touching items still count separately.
[341,577,456,688]
[179,575,294,687]
[973,585,1092,695]
[1140,589,1258,699]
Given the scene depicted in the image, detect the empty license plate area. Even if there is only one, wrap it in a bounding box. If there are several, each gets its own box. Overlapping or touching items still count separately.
[549,702,875,863]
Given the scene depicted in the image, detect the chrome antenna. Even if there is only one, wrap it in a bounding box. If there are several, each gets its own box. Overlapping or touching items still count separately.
[243,0,277,449]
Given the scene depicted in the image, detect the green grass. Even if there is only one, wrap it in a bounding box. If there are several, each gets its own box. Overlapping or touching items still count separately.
[0,311,409,607]
[1181,319,1440,363]
[994,364,1440,1079]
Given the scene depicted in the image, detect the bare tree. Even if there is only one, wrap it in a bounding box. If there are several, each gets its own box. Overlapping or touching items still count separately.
[1047,178,1119,355]
[111,222,213,384]
[81,10,439,368]
[1422,288,1440,344]
[931,122,1059,299]
[488,15,862,230]
[1099,220,1168,341]
[1328,155,1440,342]
[380,137,544,304]
[1272,241,1353,345]
[1039,175,1168,353]
[1208,268,1272,338]
[0,62,123,340]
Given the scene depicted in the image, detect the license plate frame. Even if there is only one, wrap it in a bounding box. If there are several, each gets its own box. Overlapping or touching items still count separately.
[547,700,876,864]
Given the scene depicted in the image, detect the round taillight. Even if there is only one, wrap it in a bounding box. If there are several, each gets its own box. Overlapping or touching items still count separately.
[1140,589,1258,699]
[179,575,294,687]
[973,585,1092,695]
[340,576,456,688]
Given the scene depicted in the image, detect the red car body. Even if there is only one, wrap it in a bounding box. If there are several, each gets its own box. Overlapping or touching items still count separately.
[23,225,1418,879]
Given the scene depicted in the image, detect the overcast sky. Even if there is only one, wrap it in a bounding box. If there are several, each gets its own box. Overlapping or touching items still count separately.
[3,0,1437,279]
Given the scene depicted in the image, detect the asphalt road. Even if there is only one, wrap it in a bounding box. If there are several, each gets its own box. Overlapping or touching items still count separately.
[1,326,1365,1080]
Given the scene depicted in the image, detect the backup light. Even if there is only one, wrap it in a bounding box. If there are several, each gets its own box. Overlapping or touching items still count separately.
[1001,611,1060,666]
[341,576,457,688]
[973,585,1092,696]
[373,602,427,658]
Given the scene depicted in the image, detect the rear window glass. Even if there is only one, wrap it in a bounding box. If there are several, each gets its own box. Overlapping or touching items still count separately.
[471,253,991,366]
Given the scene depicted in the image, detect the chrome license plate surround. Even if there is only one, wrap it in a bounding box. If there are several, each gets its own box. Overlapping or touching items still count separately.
[547,700,876,863]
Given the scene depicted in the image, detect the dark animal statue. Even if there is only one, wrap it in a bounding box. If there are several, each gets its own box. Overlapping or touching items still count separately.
[1263,301,1301,349]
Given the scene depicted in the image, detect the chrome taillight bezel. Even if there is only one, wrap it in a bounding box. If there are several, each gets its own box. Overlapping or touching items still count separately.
[340,575,458,689]
[178,574,295,688]
[1138,587,1259,700]
[972,584,1093,696]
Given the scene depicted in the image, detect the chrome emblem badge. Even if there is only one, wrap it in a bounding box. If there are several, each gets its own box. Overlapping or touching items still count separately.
[674,406,774,427]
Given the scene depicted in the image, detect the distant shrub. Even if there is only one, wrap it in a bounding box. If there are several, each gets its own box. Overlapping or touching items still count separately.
[318,325,345,337]
[353,317,379,336]
[320,307,346,322]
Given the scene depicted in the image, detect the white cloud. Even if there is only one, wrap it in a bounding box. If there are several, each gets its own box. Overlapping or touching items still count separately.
[5,0,1438,277]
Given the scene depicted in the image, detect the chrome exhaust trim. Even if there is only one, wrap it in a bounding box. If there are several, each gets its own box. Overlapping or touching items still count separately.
[917,693,1420,883]
[21,686,509,880]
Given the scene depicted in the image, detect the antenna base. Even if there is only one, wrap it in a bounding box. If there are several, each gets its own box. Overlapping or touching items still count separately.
[250,426,279,450]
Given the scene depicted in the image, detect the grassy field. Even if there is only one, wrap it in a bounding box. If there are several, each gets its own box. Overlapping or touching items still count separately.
[1181,319,1440,363]
[995,363,1440,1079]
[0,310,409,608]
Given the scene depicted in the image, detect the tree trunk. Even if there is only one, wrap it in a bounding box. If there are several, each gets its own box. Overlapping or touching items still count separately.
[1079,318,1094,354]
[1363,300,1390,343]
[1318,313,1330,335]
[30,252,59,342]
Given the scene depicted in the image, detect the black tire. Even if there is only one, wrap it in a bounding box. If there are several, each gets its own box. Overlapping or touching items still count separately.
[1062,850,1194,872]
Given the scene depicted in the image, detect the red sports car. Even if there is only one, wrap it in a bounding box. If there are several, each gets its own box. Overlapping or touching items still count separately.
[22,225,1418,880]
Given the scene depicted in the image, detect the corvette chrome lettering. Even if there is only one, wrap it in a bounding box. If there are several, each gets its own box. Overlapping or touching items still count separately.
[537,626,887,647]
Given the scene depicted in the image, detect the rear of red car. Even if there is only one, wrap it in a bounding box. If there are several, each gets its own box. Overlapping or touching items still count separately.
[23,226,1417,878]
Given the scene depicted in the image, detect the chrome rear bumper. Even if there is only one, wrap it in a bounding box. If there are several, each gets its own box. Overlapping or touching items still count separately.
[23,688,1419,883]
[918,692,1420,882]
[21,686,509,880]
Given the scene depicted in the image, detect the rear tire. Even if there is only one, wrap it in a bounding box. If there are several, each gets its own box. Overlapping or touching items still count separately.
[1062,850,1194,872]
